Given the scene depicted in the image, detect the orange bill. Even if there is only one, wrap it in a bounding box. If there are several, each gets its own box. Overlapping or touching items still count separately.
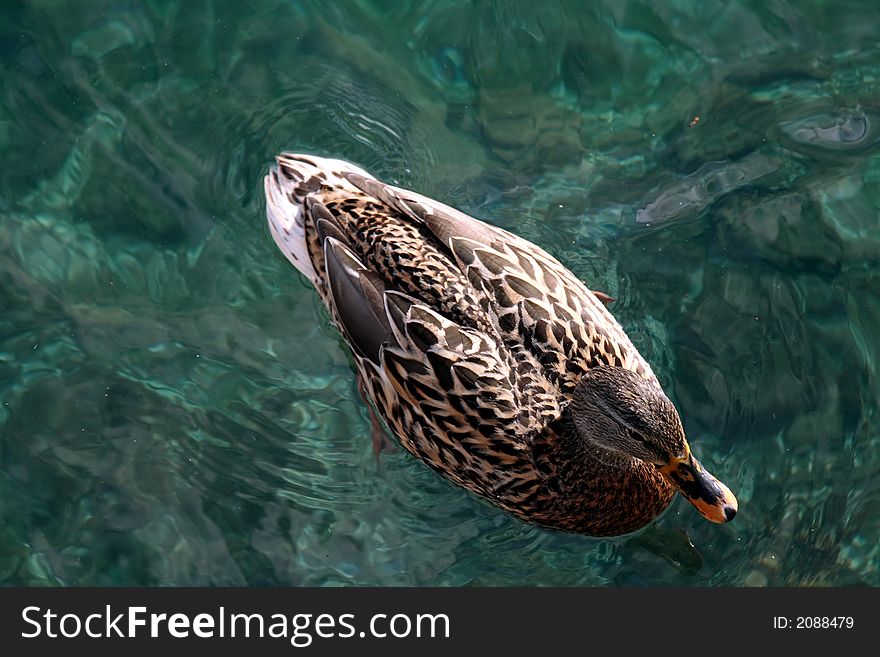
[660,450,738,523]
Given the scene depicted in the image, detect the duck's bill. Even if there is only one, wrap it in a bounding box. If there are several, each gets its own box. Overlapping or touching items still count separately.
[660,452,738,523]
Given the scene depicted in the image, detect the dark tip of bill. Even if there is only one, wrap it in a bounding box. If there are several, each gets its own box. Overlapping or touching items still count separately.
[724,505,737,522]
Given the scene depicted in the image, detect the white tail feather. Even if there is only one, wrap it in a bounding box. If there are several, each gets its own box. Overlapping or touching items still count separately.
[264,153,371,287]
[264,169,317,285]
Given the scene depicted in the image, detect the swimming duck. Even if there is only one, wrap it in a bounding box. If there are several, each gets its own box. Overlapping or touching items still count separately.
[264,153,737,537]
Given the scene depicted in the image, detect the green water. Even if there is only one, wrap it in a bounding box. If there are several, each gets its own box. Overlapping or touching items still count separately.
[1,0,878,586]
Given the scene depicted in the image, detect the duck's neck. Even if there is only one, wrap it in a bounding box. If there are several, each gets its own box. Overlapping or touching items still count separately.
[535,410,675,536]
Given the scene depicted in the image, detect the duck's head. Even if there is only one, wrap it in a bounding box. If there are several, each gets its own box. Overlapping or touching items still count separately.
[570,366,738,524]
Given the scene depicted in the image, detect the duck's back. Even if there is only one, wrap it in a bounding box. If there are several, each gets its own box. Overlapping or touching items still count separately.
[267,160,491,337]
[265,153,653,381]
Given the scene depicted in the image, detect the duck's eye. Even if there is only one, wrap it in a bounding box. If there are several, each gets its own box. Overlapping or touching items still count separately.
[628,429,648,445]
[629,430,667,463]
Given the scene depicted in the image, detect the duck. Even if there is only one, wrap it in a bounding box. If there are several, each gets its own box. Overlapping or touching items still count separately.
[263,153,738,537]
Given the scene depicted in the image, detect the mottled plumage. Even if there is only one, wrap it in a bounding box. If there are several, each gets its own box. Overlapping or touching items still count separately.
[264,153,737,536]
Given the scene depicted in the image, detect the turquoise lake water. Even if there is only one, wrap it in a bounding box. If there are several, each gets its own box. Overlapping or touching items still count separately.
[1,0,878,586]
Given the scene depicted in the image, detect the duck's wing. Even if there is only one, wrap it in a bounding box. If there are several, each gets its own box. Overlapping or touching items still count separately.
[323,237,553,493]
[343,175,655,392]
